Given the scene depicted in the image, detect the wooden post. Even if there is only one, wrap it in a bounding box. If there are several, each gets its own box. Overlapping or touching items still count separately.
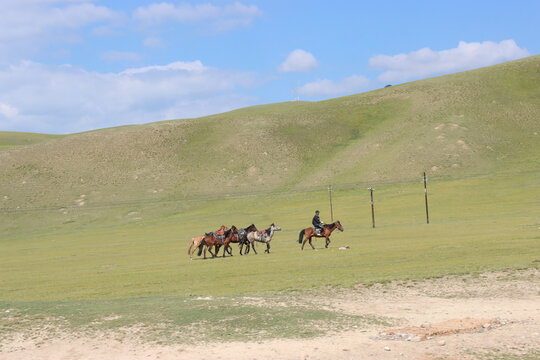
[424,172,430,224]
[328,185,334,222]
[368,187,375,228]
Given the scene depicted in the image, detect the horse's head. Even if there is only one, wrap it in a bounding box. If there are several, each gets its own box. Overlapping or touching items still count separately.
[230,225,238,233]
[270,223,281,231]
[336,220,344,232]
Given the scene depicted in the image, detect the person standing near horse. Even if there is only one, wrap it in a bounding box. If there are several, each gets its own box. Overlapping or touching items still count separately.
[312,210,325,235]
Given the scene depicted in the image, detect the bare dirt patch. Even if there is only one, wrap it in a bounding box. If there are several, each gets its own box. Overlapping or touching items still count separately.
[376,318,505,341]
[1,269,539,360]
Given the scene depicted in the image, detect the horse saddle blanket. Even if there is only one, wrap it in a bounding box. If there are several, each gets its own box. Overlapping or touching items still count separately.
[238,229,247,240]
[205,232,225,240]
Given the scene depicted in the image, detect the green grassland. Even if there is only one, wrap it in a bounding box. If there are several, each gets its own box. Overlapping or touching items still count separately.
[1,171,539,302]
[0,132,62,151]
[0,172,538,342]
[0,56,539,342]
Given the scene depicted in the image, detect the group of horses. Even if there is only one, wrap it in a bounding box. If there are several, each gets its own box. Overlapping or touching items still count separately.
[188,220,344,260]
[187,223,281,259]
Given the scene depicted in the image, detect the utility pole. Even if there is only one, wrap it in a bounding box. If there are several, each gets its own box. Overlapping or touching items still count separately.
[368,187,375,228]
[328,185,334,222]
[424,172,430,224]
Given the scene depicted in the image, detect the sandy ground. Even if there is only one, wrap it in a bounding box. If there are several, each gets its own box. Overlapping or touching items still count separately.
[1,269,539,360]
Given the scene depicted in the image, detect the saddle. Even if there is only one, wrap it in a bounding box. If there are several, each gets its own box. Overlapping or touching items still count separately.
[238,229,247,241]
[205,232,225,240]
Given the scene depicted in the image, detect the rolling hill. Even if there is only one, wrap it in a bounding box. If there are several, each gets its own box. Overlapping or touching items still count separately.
[0,55,539,234]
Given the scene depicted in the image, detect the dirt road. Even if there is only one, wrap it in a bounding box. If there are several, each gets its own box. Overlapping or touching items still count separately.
[2,269,539,359]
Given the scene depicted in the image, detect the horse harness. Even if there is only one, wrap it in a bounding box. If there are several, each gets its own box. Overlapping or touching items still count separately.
[205,231,226,241]
[255,229,271,242]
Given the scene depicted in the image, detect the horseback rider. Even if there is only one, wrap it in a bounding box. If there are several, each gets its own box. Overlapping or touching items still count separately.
[312,210,325,235]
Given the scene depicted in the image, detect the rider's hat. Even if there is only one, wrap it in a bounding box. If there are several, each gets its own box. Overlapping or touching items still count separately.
[315,210,320,213]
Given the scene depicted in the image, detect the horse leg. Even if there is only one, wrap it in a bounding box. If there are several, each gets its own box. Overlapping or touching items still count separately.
[208,245,216,258]
[223,244,232,257]
[325,236,330,248]
[251,240,258,255]
[309,236,316,250]
[190,246,198,260]
[264,242,270,254]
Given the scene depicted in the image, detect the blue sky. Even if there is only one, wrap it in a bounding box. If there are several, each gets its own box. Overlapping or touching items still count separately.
[0,1,538,134]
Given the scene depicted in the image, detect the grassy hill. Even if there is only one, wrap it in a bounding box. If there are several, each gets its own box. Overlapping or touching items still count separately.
[1,56,538,222]
[0,132,62,152]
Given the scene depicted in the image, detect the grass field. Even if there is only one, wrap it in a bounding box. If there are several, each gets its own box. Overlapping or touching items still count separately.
[1,170,539,341]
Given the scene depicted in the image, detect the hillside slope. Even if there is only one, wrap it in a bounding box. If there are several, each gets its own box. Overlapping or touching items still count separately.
[0,56,538,214]
[0,132,62,152]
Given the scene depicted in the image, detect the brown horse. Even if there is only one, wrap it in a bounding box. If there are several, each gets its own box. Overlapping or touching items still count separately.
[188,225,228,260]
[298,221,343,250]
[237,224,258,255]
[198,226,238,259]
[221,224,257,257]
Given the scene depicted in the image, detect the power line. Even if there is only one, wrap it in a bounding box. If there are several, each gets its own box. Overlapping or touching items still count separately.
[1,169,538,214]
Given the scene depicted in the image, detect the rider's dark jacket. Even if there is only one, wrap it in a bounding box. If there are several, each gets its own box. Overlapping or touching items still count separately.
[312,214,323,229]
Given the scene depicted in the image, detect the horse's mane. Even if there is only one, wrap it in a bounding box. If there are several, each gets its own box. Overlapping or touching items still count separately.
[325,222,336,228]
[245,224,257,231]
[223,228,232,237]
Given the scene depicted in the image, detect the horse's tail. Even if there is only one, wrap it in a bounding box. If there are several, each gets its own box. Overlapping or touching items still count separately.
[298,229,305,244]
[197,239,206,257]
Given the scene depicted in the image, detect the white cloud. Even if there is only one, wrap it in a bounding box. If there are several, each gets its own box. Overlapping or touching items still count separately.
[295,75,370,98]
[0,102,19,118]
[278,49,318,73]
[133,2,262,30]
[121,61,206,75]
[370,40,530,83]
[0,60,257,134]
[0,0,120,60]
